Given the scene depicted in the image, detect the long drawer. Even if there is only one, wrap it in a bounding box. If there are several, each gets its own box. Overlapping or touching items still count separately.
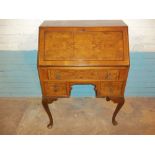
[39,67,128,81]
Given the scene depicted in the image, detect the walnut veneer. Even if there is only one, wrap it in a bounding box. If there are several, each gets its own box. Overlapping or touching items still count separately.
[37,20,130,128]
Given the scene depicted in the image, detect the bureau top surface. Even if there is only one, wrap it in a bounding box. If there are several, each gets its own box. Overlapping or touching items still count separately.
[40,20,127,27]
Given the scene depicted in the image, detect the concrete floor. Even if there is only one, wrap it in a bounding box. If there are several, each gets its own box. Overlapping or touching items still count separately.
[0,97,155,135]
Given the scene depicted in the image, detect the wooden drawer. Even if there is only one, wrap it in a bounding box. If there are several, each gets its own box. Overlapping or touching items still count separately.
[39,68,128,81]
[43,82,67,97]
[99,81,124,97]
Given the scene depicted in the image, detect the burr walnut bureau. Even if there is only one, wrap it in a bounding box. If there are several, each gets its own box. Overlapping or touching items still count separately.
[37,20,130,128]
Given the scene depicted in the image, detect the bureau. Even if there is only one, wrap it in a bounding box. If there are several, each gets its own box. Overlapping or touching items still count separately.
[37,20,130,128]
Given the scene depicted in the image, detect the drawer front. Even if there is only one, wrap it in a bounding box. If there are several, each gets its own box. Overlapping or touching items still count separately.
[100,81,124,97]
[43,82,67,97]
[39,68,128,81]
[44,31,124,61]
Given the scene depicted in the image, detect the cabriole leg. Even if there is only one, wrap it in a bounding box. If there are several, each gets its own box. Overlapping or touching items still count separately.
[106,96,125,126]
[42,96,57,129]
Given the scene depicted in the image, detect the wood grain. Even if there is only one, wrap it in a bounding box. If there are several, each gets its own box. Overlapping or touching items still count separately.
[38,26,129,66]
[38,67,128,81]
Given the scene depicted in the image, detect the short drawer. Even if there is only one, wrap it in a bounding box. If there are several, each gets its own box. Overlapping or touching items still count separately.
[99,81,124,97]
[43,82,67,97]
